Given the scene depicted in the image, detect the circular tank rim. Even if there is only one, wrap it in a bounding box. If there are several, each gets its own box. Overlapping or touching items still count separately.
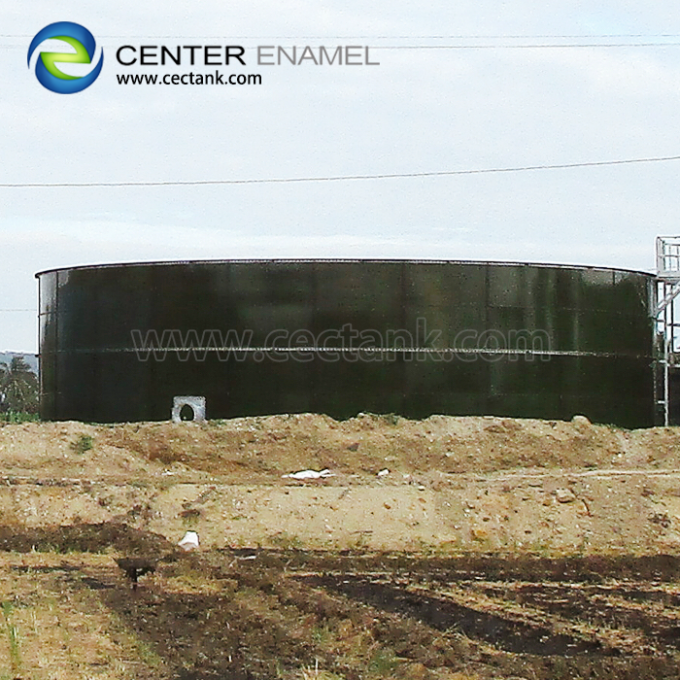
[34,258,656,279]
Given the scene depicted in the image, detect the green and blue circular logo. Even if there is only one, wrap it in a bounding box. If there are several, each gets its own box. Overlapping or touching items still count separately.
[27,22,103,94]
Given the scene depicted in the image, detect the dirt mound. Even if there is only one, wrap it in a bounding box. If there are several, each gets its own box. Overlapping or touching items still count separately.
[3,414,680,482]
[93,413,680,479]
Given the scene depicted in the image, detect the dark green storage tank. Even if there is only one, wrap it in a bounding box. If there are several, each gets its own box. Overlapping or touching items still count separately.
[36,260,655,427]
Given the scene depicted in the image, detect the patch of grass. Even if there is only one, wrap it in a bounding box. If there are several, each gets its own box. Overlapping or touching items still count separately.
[367,647,398,677]
[528,537,553,558]
[167,563,224,595]
[104,607,165,670]
[136,638,163,668]
[576,533,592,558]
[311,624,333,646]
[602,422,629,432]
[2,601,21,675]
[357,412,401,426]
[348,532,370,551]
[551,655,570,680]
[0,411,39,424]
[270,531,305,550]
[298,661,345,680]
[37,542,79,555]
[70,434,94,454]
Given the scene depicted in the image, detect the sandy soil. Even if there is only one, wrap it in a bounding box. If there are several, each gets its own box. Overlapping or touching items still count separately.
[4,413,680,484]
[1,414,680,553]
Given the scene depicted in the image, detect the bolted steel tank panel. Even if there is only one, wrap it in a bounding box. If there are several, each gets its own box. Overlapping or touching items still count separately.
[36,259,655,427]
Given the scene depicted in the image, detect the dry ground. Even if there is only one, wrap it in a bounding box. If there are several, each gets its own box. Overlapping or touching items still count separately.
[1,528,680,679]
[2,414,680,552]
[1,413,680,678]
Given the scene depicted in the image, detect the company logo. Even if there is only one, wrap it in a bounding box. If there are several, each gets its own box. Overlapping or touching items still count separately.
[28,22,103,94]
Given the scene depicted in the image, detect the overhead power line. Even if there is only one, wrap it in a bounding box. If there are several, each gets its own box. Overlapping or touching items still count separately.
[4,33,680,52]
[6,46,680,52]
[4,41,680,50]
[375,42,680,49]
[2,154,680,189]
[6,46,680,54]
[4,33,680,39]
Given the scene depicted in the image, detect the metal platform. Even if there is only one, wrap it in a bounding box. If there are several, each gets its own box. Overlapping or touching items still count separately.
[655,237,680,425]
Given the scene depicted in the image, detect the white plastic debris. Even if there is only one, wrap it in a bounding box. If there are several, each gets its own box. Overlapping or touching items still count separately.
[178,530,200,551]
[282,468,334,480]
[377,469,390,477]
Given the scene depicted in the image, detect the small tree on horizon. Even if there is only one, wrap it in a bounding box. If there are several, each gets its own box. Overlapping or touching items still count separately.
[0,357,39,414]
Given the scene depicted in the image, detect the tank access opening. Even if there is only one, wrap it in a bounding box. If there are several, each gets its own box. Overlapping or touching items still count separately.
[179,404,195,421]
[172,396,206,423]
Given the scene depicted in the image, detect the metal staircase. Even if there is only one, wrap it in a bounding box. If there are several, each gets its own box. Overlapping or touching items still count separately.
[655,237,680,425]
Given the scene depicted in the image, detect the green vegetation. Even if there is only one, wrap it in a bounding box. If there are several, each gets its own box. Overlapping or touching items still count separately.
[0,357,38,416]
[2,601,21,675]
[0,411,39,424]
[367,647,398,676]
[270,531,304,550]
[70,434,94,454]
[299,666,345,680]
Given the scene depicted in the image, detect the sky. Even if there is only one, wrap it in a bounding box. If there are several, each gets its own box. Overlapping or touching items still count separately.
[2,1,680,351]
